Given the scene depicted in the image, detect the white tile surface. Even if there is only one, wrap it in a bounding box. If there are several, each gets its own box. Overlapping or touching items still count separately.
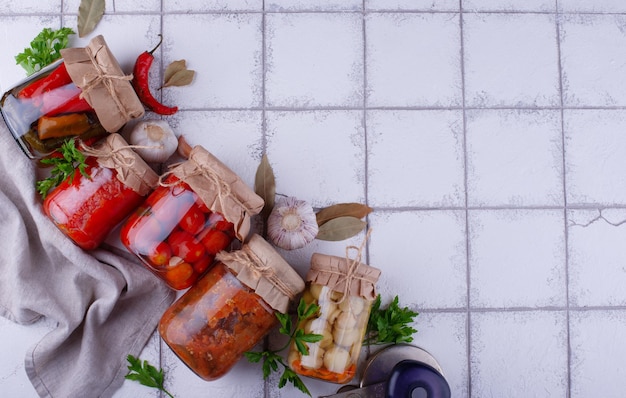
[471,311,568,397]
[568,209,626,307]
[366,13,462,107]
[266,13,363,108]
[464,12,560,107]
[570,310,626,398]
[367,110,465,207]
[560,14,626,107]
[2,1,626,397]
[564,110,626,205]
[469,209,566,308]
[466,109,564,207]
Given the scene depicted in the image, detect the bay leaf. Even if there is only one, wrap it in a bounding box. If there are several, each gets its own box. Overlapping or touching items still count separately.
[163,60,187,84]
[316,216,366,241]
[77,0,105,38]
[163,69,195,87]
[254,154,276,220]
[316,202,372,226]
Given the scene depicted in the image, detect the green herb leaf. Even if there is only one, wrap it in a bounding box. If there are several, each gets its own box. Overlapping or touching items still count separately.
[78,0,105,38]
[245,298,322,396]
[15,27,75,75]
[125,355,174,398]
[36,139,89,199]
[364,295,419,345]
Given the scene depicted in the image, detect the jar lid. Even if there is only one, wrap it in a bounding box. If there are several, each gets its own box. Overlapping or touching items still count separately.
[61,35,144,133]
[82,133,159,196]
[170,145,264,241]
[308,253,381,301]
[216,234,305,313]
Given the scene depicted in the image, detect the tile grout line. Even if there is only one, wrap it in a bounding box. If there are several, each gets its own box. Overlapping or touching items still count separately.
[261,2,270,398]
[458,0,473,396]
[158,4,165,398]
[554,1,573,396]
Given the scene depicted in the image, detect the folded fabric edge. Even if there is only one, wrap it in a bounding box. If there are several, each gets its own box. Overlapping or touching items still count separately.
[23,274,176,398]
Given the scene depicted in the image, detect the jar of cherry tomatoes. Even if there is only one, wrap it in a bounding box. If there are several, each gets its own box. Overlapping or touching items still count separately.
[43,133,159,250]
[159,234,305,380]
[288,252,381,384]
[120,145,265,290]
[0,35,144,159]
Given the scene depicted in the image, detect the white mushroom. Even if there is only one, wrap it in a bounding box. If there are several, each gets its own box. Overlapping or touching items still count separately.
[323,346,351,374]
[267,196,318,250]
[339,296,365,315]
[333,326,360,348]
[300,343,325,370]
[334,311,357,330]
[129,119,178,163]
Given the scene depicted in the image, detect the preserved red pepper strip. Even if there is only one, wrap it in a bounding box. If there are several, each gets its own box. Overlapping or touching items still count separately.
[37,113,92,140]
[131,35,178,115]
[17,62,73,99]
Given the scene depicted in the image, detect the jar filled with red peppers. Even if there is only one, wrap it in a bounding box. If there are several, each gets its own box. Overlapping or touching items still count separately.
[0,35,144,159]
[288,252,381,384]
[159,234,305,380]
[120,145,265,290]
[43,133,159,250]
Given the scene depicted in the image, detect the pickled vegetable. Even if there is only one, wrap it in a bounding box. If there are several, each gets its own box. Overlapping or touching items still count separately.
[120,175,236,290]
[0,61,104,159]
[288,283,372,384]
[43,157,145,250]
[159,262,278,380]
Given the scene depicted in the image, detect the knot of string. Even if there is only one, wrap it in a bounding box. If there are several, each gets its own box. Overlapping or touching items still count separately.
[329,228,373,304]
[79,44,134,118]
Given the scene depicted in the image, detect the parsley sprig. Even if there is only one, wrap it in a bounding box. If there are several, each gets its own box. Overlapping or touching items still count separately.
[36,139,89,198]
[364,295,419,345]
[15,27,75,76]
[245,299,323,396]
[125,354,174,398]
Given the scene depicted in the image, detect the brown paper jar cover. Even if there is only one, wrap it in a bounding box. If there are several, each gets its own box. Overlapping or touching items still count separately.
[169,145,264,241]
[308,253,381,300]
[60,35,144,133]
[216,234,305,313]
[82,133,159,196]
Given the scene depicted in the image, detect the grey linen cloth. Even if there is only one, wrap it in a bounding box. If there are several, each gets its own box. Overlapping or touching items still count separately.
[0,123,175,397]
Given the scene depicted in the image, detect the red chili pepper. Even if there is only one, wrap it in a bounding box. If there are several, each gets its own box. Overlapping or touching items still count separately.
[17,62,73,99]
[132,35,178,115]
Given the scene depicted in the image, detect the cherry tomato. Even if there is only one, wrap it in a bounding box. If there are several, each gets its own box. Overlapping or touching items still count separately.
[192,254,214,275]
[148,241,172,268]
[179,204,206,235]
[130,215,168,255]
[200,229,232,255]
[164,261,195,290]
[168,230,206,263]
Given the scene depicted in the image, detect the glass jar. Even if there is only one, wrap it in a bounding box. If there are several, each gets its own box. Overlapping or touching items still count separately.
[1,35,145,159]
[288,253,381,384]
[120,145,264,290]
[0,60,106,159]
[159,234,305,380]
[121,175,236,290]
[43,134,159,250]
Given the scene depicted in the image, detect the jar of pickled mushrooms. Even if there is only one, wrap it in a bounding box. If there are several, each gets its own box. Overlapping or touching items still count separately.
[288,251,381,384]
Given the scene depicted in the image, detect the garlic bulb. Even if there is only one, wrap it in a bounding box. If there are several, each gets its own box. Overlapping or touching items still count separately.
[267,196,318,250]
[129,119,178,163]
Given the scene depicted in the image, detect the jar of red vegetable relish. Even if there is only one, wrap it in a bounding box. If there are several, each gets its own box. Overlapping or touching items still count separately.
[0,60,105,159]
[43,133,159,250]
[159,234,305,380]
[120,145,265,290]
[0,35,144,159]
